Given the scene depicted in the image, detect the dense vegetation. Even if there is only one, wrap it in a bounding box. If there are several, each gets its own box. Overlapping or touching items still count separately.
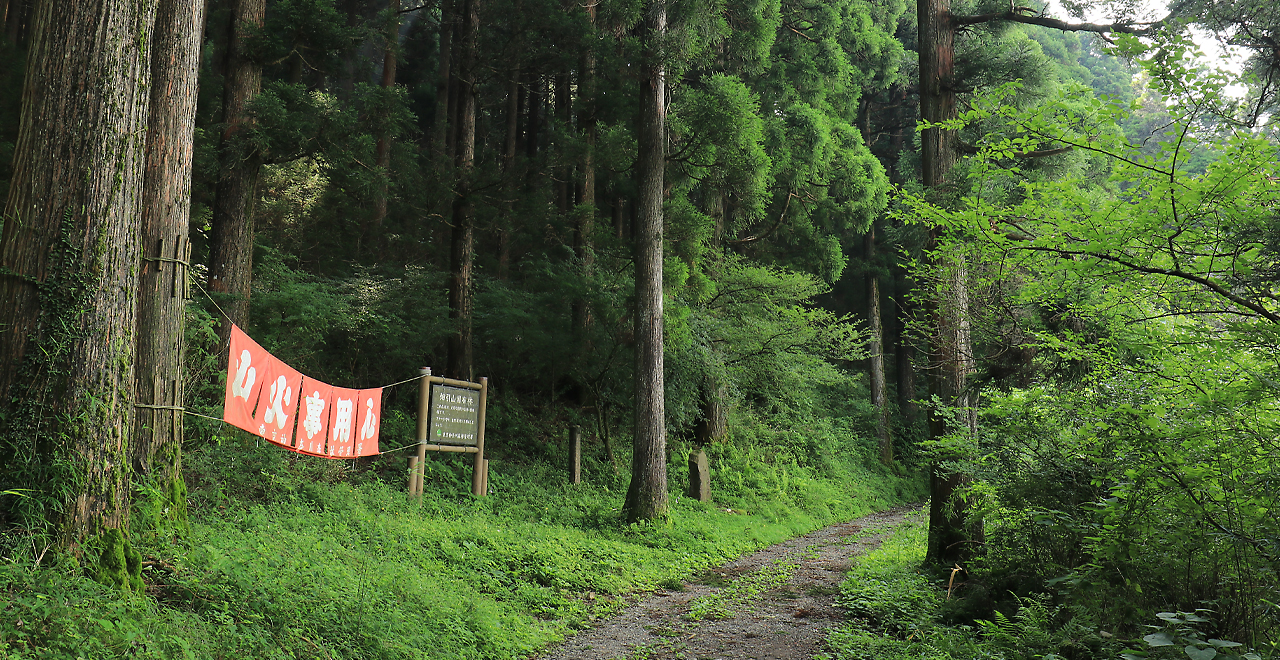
[0,0,1278,657]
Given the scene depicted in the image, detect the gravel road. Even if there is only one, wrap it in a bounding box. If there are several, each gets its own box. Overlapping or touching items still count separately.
[532,504,921,660]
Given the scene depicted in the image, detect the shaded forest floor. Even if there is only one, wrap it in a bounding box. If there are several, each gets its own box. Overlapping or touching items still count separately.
[534,504,920,660]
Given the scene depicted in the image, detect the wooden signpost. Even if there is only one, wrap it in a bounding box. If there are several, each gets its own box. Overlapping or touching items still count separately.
[408,367,489,498]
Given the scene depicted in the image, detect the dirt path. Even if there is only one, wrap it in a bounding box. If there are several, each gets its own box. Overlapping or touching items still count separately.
[533,504,920,660]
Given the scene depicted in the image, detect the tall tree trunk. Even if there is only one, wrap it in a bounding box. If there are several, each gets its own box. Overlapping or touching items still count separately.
[431,0,453,153]
[525,74,543,159]
[133,0,206,540]
[623,0,668,523]
[207,0,266,350]
[572,5,597,336]
[4,0,28,44]
[446,0,479,382]
[369,0,400,246]
[553,73,571,215]
[920,0,981,565]
[498,64,520,281]
[866,227,892,465]
[0,0,157,556]
[892,263,920,426]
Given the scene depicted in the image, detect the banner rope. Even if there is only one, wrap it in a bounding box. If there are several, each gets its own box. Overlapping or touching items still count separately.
[183,273,432,456]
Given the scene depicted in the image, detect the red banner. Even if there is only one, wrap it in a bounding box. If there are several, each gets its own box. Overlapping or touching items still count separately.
[295,377,334,456]
[223,327,390,458]
[327,388,359,457]
[354,388,383,456]
[252,356,303,447]
[223,325,269,433]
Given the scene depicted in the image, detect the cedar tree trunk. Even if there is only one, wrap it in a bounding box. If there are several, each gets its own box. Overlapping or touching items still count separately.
[865,227,892,464]
[920,0,981,565]
[0,0,158,553]
[623,0,668,523]
[446,0,479,382]
[207,0,265,348]
[133,0,206,537]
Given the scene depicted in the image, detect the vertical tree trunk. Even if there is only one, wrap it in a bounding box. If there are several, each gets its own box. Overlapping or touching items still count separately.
[525,74,543,159]
[446,0,479,382]
[553,73,571,214]
[431,0,453,153]
[920,0,981,565]
[369,0,400,244]
[207,0,266,349]
[572,5,597,335]
[892,264,920,426]
[498,63,520,281]
[623,0,668,523]
[865,227,892,465]
[0,0,158,554]
[4,0,28,44]
[133,0,206,539]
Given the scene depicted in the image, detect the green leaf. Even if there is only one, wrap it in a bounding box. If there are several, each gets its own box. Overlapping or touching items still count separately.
[1185,646,1217,660]
[1206,640,1242,649]
[1157,612,1182,622]
[1145,632,1177,647]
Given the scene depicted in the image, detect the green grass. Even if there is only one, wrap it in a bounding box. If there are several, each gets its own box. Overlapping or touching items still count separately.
[1,423,924,659]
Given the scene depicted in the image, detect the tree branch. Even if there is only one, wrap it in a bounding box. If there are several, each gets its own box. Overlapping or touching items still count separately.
[953,8,1169,37]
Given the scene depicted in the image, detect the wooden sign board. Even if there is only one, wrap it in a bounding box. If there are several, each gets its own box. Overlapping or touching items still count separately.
[429,384,480,446]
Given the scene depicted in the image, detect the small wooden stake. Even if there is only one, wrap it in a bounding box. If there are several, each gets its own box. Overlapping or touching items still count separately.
[569,425,581,484]
[412,367,431,498]
[472,377,488,496]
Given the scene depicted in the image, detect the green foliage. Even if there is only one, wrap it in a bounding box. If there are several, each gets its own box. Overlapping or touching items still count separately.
[1,412,921,659]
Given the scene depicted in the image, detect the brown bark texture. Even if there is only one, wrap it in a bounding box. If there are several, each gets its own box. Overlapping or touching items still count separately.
[447,0,479,382]
[865,229,892,465]
[919,0,981,565]
[207,0,266,346]
[623,0,668,523]
[0,0,159,545]
[134,0,206,513]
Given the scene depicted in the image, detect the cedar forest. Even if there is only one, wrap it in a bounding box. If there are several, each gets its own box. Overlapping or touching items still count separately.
[0,0,1277,657]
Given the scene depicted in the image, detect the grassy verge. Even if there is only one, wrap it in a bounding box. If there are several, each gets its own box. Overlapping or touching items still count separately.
[1,421,923,660]
[822,514,1278,660]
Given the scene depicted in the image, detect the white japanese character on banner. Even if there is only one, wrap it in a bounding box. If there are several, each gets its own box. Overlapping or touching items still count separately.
[303,391,326,440]
[359,397,377,441]
[263,375,293,430]
[332,396,353,445]
[230,349,257,400]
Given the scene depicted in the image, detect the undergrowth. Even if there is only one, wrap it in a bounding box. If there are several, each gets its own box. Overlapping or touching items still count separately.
[1,409,923,659]
[823,514,1279,660]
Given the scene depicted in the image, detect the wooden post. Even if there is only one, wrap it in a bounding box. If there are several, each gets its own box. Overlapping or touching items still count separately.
[407,456,418,495]
[412,367,431,498]
[472,376,488,496]
[569,425,581,484]
[482,458,489,494]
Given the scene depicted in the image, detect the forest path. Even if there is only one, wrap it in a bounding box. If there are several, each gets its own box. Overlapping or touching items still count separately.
[532,503,921,660]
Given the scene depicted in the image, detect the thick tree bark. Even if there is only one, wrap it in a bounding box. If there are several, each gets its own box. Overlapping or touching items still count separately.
[866,227,892,465]
[207,0,266,349]
[920,0,981,565]
[446,0,479,382]
[133,0,206,538]
[369,0,400,244]
[623,0,668,523]
[0,0,158,550]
